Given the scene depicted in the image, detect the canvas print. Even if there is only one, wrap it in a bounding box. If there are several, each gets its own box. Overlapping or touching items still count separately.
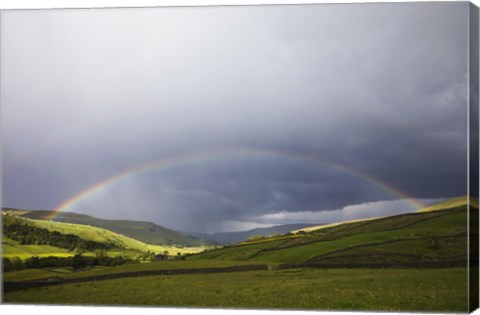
[1,1,479,313]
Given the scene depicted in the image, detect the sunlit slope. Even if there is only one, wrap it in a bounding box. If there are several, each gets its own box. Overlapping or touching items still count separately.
[16,209,208,246]
[191,198,477,265]
[2,236,74,259]
[291,217,378,234]
[2,214,205,258]
[416,196,478,212]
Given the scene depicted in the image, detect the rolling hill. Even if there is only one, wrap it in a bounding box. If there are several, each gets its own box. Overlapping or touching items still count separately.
[289,196,475,234]
[189,196,478,267]
[2,213,206,260]
[4,208,211,247]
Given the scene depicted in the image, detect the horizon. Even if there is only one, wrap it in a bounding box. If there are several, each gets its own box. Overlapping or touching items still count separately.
[2,196,450,234]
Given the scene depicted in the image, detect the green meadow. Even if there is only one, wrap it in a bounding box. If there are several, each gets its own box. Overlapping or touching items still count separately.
[3,267,468,312]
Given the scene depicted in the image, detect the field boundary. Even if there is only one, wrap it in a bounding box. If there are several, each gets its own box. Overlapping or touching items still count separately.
[277,259,472,270]
[304,234,469,263]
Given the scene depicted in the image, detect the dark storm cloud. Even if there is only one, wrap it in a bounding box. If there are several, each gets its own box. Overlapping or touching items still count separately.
[1,3,469,232]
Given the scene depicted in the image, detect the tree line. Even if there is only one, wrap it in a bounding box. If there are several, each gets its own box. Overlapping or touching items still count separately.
[3,253,128,272]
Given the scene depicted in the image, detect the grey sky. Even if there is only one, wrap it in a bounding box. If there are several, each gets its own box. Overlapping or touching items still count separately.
[1,3,470,233]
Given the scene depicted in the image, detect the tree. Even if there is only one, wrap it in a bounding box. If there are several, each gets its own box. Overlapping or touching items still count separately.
[25,257,41,269]
[72,254,87,270]
[3,257,12,272]
[11,257,25,270]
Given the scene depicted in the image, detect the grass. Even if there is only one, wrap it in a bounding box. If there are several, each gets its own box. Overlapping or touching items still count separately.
[3,267,468,312]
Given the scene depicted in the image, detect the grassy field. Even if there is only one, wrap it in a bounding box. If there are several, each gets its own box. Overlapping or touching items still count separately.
[3,267,468,312]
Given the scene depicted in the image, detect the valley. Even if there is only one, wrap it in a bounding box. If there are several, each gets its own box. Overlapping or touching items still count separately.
[2,196,478,312]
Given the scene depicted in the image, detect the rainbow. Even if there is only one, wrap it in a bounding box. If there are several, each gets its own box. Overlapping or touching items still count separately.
[45,148,426,220]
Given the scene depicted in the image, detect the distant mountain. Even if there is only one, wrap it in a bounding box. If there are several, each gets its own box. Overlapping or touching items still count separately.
[4,208,212,247]
[190,223,320,245]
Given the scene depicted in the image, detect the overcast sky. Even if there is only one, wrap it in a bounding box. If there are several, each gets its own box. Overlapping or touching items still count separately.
[1,3,470,233]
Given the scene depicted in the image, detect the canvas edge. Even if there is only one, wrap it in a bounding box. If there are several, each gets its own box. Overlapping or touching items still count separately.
[469,1,480,313]
[0,2,477,314]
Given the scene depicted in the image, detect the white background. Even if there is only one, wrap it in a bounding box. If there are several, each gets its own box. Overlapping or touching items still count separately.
[0,1,479,315]
[0,0,473,10]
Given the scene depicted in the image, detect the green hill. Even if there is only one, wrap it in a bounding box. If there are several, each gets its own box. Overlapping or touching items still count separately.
[190,197,478,267]
[6,208,210,247]
[290,196,477,234]
[2,214,206,260]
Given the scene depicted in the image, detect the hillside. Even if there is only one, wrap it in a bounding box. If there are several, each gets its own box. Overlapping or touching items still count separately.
[6,208,211,247]
[190,197,478,267]
[2,214,205,260]
[288,196,474,234]
[191,223,318,245]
